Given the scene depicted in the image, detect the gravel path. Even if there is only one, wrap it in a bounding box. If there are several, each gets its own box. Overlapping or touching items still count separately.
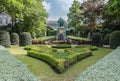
[75,47,120,81]
[0,46,40,81]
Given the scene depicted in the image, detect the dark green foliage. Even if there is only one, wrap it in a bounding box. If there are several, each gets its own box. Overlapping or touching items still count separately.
[47,30,56,36]
[20,32,32,46]
[25,45,92,73]
[11,33,19,45]
[103,34,110,45]
[91,32,102,46]
[0,30,11,47]
[52,44,71,48]
[89,46,98,51]
[27,50,65,73]
[109,31,120,48]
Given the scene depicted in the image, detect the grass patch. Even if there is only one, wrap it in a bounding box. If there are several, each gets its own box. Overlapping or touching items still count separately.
[24,45,92,73]
[7,46,113,81]
[33,36,55,41]
[68,36,90,41]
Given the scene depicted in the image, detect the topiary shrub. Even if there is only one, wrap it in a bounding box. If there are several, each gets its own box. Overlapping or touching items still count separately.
[109,31,120,48]
[103,34,110,45]
[91,32,102,46]
[11,33,19,45]
[0,30,11,47]
[20,32,32,46]
[52,44,71,48]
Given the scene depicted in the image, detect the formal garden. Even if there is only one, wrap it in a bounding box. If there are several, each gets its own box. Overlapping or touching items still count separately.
[0,0,120,81]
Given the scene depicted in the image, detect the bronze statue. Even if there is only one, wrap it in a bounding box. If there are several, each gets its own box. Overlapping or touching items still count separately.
[57,17,64,27]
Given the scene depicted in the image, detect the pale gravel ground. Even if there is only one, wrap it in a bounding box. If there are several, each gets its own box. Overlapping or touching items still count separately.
[75,46,120,81]
[0,45,40,81]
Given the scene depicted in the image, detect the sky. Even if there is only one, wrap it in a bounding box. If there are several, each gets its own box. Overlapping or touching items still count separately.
[43,0,83,21]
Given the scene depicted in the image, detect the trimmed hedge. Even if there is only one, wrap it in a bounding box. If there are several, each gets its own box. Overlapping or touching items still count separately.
[27,50,65,72]
[52,44,71,48]
[109,31,120,48]
[20,32,32,46]
[91,32,102,46]
[11,33,19,45]
[0,45,40,81]
[26,46,92,73]
[103,34,110,45]
[0,30,11,47]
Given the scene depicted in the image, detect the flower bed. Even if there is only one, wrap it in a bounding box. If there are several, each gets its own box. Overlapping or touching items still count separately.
[75,47,120,81]
[25,45,93,73]
[0,46,40,81]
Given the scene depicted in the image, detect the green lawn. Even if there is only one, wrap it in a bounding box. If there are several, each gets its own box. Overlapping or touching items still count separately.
[67,36,90,41]
[7,46,113,81]
[33,36,55,41]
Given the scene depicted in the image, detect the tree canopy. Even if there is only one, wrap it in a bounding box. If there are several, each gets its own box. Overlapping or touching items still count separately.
[67,0,83,32]
[0,0,48,36]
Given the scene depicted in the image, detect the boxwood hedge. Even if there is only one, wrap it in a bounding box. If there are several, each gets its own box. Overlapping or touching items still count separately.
[0,46,40,81]
[109,31,120,48]
[20,32,32,46]
[11,33,19,45]
[52,44,71,48]
[0,30,11,47]
[25,45,92,73]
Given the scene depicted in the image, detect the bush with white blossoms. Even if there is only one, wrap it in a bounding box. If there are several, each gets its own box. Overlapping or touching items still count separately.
[75,47,120,81]
[0,46,40,81]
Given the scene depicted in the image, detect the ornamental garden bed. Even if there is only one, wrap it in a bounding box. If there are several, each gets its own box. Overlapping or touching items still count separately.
[24,45,96,73]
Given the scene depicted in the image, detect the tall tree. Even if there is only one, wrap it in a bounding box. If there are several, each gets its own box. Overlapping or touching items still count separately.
[67,0,83,33]
[102,0,120,32]
[106,0,120,20]
[0,0,48,36]
[81,0,106,31]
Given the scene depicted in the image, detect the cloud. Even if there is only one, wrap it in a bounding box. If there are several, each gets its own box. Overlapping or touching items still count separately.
[42,1,51,12]
[57,0,82,11]
[44,0,83,20]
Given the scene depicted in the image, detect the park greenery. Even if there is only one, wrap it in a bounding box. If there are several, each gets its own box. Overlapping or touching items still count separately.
[7,46,113,81]
[0,0,47,35]
[0,0,120,81]
[67,0,120,48]
[24,45,95,73]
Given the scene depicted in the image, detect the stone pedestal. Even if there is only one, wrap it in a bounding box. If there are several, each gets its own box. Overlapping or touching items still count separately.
[56,27,67,41]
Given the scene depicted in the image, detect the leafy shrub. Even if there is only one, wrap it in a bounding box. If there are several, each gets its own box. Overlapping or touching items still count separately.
[0,30,11,47]
[103,34,110,45]
[52,49,57,52]
[52,41,71,45]
[11,33,19,45]
[91,32,102,46]
[26,45,92,73]
[52,44,71,48]
[27,50,65,72]
[20,32,32,46]
[89,46,98,51]
[109,31,120,48]
[75,45,98,51]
